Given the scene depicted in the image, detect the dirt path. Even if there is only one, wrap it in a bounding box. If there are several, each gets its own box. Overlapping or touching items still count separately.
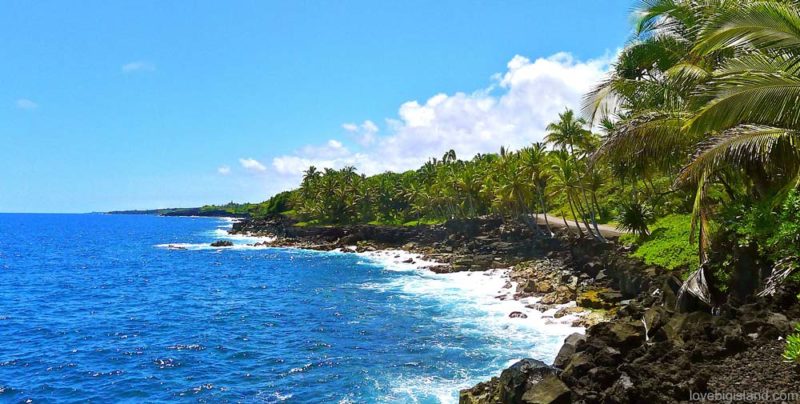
[533,214,626,237]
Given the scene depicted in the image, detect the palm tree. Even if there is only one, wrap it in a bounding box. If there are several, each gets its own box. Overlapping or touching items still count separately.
[584,0,800,302]
[546,110,605,240]
[442,149,457,164]
[520,143,554,235]
[551,152,588,237]
[546,109,592,156]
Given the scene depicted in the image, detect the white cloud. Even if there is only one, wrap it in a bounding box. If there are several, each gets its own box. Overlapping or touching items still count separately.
[217,165,231,175]
[268,52,612,182]
[343,120,379,146]
[272,139,371,176]
[15,98,38,110]
[239,158,267,172]
[122,61,156,73]
[298,139,350,159]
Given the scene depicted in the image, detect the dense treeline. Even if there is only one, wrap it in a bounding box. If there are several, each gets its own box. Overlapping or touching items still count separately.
[267,107,688,242]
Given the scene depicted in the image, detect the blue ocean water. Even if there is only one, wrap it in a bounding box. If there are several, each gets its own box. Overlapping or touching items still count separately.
[0,214,579,403]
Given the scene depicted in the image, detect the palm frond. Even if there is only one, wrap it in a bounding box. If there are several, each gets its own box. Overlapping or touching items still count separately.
[687,68,800,134]
[595,111,694,172]
[678,125,800,185]
[695,1,800,55]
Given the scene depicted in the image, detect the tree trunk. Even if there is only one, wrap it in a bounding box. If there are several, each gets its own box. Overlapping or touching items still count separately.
[572,191,596,239]
[537,189,553,236]
[566,194,585,237]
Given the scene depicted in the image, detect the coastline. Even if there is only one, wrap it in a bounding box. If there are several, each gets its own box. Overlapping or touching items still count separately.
[213,217,588,399]
[225,215,800,403]
[226,215,627,328]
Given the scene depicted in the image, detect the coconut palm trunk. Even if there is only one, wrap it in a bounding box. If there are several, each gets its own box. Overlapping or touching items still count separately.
[565,194,585,237]
[539,192,554,236]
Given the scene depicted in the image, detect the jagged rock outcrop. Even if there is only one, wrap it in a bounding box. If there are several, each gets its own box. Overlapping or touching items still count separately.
[459,359,569,404]
[462,275,800,403]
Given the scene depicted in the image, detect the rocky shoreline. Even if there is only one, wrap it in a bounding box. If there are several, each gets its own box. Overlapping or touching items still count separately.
[229,216,641,327]
[229,215,800,403]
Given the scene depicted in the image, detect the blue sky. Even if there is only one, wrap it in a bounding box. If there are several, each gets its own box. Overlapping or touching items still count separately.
[1,0,634,213]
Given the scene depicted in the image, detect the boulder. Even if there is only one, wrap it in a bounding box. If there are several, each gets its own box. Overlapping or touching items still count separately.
[765,312,791,334]
[459,359,566,404]
[539,287,575,305]
[660,311,712,345]
[562,351,594,378]
[553,333,586,369]
[594,346,622,367]
[661,311,686,341]
[582,261,603,277]
[577,290,615,310]
[606,372,635,403]
[210,240,234,247]
[509,311,529,319]
[534,280,555,294]
[519,373,571,404]
[642,306,669,339]
[474,254,496,268]
[452,257,474,271]
[742,312,790,340]
[553,306,583,319]
[522,280,538,293]
[496,359,562,403]
[526,304,551,312]
[428,265,454,274]
[608,321,646,350]
[571,311,612,328]
[598,291,624,304]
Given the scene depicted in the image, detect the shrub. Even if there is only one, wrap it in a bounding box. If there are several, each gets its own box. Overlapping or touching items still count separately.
[621,214,699,271]
[722,190,800,263]
[615,201,654,236]
[784,323,800,363]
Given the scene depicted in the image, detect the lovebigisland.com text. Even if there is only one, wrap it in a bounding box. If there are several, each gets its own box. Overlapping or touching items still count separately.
[690,390,800,402]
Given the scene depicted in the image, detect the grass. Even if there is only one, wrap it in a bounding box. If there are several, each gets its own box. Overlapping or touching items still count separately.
[293,219,321,227]
[363,217,446,227]
[293,217,445,228]
[620,214,699,271]
[401,218,446,226]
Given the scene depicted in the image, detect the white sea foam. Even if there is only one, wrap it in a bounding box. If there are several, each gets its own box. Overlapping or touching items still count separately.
[352,248,584,404]
[209,226,275,244]
[153,242,275,251]
[154,219,275,250]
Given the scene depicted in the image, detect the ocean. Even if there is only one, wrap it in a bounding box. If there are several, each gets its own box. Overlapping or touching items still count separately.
[0,213,580,403]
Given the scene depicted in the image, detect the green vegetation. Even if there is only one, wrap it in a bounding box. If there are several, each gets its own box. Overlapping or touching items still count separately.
[622,215,699,271]
[283,110,625,240]
[180,191,296,218]
[582,0,800,301]
[615,201,654,237]
[784,323,800,363]
[277,108,694,243]
[722,191,800,264]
